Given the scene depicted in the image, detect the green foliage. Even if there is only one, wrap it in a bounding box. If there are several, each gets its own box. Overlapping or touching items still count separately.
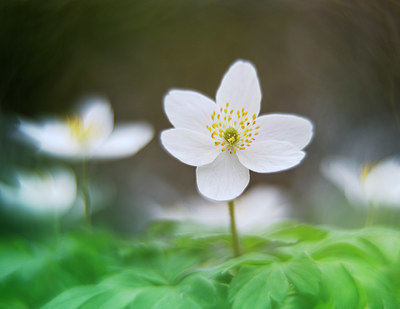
[0,223,400,308]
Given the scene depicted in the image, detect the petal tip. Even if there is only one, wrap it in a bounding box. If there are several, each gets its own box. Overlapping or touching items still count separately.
[230,59,257,70]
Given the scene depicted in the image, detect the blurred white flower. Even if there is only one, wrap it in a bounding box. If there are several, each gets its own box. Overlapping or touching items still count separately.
[161,60,313,201]
[19,96,154,160]
[152,185,290,232]
[0,168,77,215]
[321,157,400,207]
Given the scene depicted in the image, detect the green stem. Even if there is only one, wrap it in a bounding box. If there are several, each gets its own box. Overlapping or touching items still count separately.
[228,200,241,257]
[82,158,91,228]
[365,202,374,227]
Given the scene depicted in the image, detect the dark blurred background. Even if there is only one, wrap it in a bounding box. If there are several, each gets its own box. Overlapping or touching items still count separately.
[0,0,399,233]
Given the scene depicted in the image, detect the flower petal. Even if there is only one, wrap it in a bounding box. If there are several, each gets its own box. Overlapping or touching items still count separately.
[364,158,400,206]
[196,152,250,201]
[216,60,261,116]
[151,185,288,231]
[320,158,367,206]
[92,122,154,159]
[164,90,216,133]
[19,119,82,158]
[161,128,220,166]
[80,97,114,145]
[256,114,313,149]
[237,140,305,173]
[0,168,77,214]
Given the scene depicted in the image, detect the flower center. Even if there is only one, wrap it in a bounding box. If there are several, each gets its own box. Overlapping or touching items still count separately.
[206,102,260,154]
[66,116,98,144]
[224,127,239,145]
[359,162,376,184]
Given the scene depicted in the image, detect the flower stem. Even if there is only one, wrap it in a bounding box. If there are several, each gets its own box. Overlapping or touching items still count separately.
[228,200,241,257]
[82,158,91,228]
[365,202,374,227]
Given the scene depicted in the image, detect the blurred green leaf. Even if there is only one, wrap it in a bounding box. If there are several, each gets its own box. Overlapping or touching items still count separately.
[283,254,320,295]
[44,271,223,309]
[266,223,329,243]
[316,262,362,308]
[41,286,108,309]
[228,253,320,309]
[229,265,289,309]
[1,222,400,308]
[43,246,223,309]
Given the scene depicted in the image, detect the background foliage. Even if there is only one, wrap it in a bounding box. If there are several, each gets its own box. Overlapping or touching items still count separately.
[1,222,399,308]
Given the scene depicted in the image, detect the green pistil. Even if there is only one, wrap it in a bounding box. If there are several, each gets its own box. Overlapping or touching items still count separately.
[224,127,239,145]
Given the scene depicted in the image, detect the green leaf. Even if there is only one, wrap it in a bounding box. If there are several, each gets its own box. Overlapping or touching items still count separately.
[89,289,144,309]
[266,224,328,243]
[41,286,107,309]
[178,274,217,308]
[311,230,397,266]
[279,286,317,309]
[282,254,320,295]
[360,228,400,263]
[214,282,231,309]
[5,223,400,308]
[317,262,362,309]
[129,286,202,309]
[47,273,222,309]
[207,252,277,276]
[346,262,399,309]
[118,247,204,285]
[229,253,321,309]
[42,243,222,309]
[229,265,289,309]
[312,242,372,263]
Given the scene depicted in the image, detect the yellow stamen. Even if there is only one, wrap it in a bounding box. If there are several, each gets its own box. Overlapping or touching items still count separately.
[207,105,259,153]
[66,116,98,143]
[360,163,377,183]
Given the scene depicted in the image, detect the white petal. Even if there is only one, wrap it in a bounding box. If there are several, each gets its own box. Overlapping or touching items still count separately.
[0,168,77,214]
[19,119,83,159]
[216,60,261,116]
[164,89,216,133]
[80,97,114,145]
[151,185,288,231]
[161,128,220,166]
[364,158,400,206]
[237,140,305,173]
[235,185,289,231]
[48,168,77,211]
[196,152,250,201]
[18,119,43,143]
[92,123,154,159]
[320,158,367,206]
[256,114,313,149]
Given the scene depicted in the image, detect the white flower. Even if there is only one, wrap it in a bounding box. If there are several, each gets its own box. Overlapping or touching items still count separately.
[152,185,290,232]
[161,60,313,201]
[19,96,154,160]
[321,157,400,207]
[0,168,77,215]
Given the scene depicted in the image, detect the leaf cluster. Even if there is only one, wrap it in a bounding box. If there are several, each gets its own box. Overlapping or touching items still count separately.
[0,222,400,308]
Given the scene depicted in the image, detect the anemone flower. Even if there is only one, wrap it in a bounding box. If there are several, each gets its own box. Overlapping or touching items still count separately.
[18,96,154,161]
[18,96,154,226]
[161,60,313,255]
[321,157,400,208]
[0,168,77,216]
[161,60,313,202]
